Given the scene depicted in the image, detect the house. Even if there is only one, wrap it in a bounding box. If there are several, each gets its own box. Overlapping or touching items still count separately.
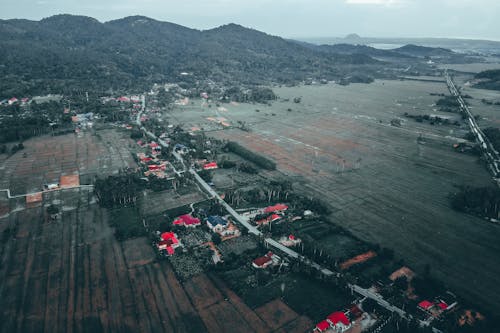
[117,96,130,102]
[203,162,218,170]
[252,251,279,268]
[8,97,18,105]
[279,234,301,247]
[44,183,60,190]
[326,312,351,332]
[264,203,288,214]
[418,300,434,311]
[158,232,181,255]
[173,214,201,228]
[219,222,241,238]
[436,302,448,311]
[174,143,189,154]
[314,320,331,332]
[206,216,228,232]
[255,213,281,226]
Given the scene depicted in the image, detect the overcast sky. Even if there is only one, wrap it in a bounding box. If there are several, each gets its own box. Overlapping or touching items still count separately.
[1,0,499,40]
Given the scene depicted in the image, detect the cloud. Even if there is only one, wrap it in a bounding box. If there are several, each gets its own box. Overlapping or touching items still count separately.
[345,0,406,5]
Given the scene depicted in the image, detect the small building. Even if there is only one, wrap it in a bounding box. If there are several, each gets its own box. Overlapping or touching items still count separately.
[158,232,181,255]
[252,252,273,269]
[206,216,228,232]
[326,311,351,332]
[255,213,281,226]
[264,203,288,214]
[173,214,201,228]
[418,300,434,311]
[252,251,280,269]
[203,162,218,170]
[8,97,18,105]
[117,96,131,102]
[44,183,60,190]
[279,234,301,247]
[219,222,241,238]
[314,320,331,333]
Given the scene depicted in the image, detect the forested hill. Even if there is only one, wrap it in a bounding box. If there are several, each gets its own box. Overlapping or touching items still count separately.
[0,14,380,98]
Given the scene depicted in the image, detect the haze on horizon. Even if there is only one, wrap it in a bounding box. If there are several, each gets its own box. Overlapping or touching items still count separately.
[1,0,500,41]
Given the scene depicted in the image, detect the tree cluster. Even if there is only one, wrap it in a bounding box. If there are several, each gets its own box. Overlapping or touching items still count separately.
[225,141,276,170]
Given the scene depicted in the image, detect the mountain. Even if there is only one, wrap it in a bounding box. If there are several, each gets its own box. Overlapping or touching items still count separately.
[0,15,381,98]
[315,43,414,59]
[392,44,453,57]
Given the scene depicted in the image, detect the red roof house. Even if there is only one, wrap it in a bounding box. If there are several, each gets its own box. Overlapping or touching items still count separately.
[314,320,331,332]
[437,302,448,310]
[203,162,218,170]
[252,252,276,269]
[255,213,281,226]
[326,312,351,332]
[418,300,434,310]
[158,232,181,255]
[173,214,201,227]
[117,96,130,102]
[264,204,288,213]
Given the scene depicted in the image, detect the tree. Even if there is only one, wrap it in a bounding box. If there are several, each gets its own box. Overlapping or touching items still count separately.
[362,298,377,313]
[393,276,408,291]
[211,233,222,245]
[46,204,59,218]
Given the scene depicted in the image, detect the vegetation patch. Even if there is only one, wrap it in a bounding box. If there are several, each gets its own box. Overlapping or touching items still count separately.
[109,206,146,241]
[225,141,276,170]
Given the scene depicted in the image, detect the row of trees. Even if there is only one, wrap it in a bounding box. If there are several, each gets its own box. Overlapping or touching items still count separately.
[225,141,276,170]
[94,173,146,208]
[450,186,500,219]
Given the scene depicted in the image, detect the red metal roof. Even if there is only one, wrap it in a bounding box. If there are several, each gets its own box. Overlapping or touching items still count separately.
[418,300,434,310]
[173,214,201,226]
[327,311,350,326]
[253,256,272,267]
[161,232,176,241]
[437,302,448,310]
[315,320,330,331]
[166,246,175,255]
[264,204,288,213]
[203,162,218,170]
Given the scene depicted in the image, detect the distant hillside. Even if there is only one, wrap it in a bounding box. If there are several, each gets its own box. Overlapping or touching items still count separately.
[392,44,453,57]
[0,14,381,98]
[315,43,413,59]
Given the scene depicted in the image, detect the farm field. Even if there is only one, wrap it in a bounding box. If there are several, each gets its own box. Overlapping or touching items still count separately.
[169,79,500,313]
[0,189,314,333]
[0,129,136,195]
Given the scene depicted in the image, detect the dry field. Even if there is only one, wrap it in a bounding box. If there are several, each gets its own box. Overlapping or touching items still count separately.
[0,129,136,195]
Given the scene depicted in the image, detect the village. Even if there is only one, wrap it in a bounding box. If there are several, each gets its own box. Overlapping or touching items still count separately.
[100,86,486,332]
[0,81,491,333]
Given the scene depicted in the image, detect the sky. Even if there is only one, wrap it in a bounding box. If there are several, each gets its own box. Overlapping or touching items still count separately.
[1,0,500,40]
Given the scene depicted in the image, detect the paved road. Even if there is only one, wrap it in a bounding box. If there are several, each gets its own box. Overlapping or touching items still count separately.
[445,70,500,177]
[0,185,94,199]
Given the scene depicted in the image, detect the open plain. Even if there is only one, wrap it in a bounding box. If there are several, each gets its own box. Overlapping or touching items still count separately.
[168,79,500,313]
